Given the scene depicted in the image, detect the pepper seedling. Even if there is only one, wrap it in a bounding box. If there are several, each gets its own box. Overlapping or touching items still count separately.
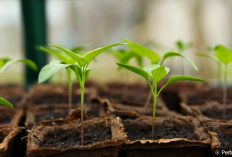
[37,45,87,115]
[39,42,126,145]
[0,58,37,108]
[196,45,232,119]
[117,63,204,139]
[108,49,143,97]
[195,46,221,86]
[214,45,232,119]
[122,39,198,112]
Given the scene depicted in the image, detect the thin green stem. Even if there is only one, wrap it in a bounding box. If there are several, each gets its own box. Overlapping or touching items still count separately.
[144,81,155,114]
[80,68,86,146]
[152,85,157,139]
[68,72,72,115]
[222,65,227,119]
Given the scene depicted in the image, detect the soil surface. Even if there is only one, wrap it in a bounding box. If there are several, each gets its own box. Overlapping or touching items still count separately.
[204,123,232,147]
[201,108,232,120]
[125,126,198,141]
[40,127,112,148]
[35,112,68,123]
[217,133,232,147]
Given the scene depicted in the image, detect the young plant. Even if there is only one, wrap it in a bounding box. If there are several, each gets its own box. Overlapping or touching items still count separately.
[39,42,126,145]
[214,45,232,119]
[108,49,143,97]
[37,45,86,115]
[195,46,221,86]
[122,39,198,112]
[0,58,37,108]
[117,63,204,139]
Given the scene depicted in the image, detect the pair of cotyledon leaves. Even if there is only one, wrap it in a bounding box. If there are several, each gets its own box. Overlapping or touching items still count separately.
[116,63,204,96]
[0,58,37,108]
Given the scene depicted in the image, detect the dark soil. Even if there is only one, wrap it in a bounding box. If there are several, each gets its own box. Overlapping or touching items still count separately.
[185,88,232,105]
[203,123,232,147]
[31,94,90,105]
[201,108,232,120]
[35,112,68,123]
[217,133,232,147]
[125,126,198,141]
[40,127,112,148]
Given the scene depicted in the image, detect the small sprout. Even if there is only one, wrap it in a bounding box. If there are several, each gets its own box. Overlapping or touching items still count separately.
[215,45,232,119]
[176,40,192,53]
[117,63,204,139]
[0,58,37,108]
[39,42,126,145]
[196,45,232,119]
[108,49,143,97]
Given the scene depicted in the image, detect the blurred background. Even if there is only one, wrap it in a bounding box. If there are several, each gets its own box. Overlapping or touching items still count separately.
[1,0,232,85]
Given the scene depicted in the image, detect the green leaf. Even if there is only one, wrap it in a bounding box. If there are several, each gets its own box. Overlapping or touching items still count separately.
[195,53,220,64]
[166,75,204,86]
[71,45,88,53]
[49,44,86,66]
[83,43,126,64]
[119,51,135,64]
[0,58,10,69]
[38,63,71,83]
[157,75,204,96]
[0,59,37,74]
[176,41,192,52]
[135,55,143,67]
[151,65,170,84]
[117,63,149,81]
[0,97,13,108]
[122,38,160,64]
[160,52,198,71]
[68,65,82,83]
[36,46,70,63]
[215,45,232,65]
[143,65,160,77]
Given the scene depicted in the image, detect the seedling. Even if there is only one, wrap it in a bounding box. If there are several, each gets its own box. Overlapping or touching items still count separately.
[117,63,204,139]
[108,49,143,96]
[122,39,198,112]
[39,42,126,145]
[0,58,37,108]
[37,45,87,115]
[214,45,232,119]
[195,46,221,86]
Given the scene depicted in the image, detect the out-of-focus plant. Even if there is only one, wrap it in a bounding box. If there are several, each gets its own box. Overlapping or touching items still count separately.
[117,63,204,139]
[196,45,232,119]
[39,42,126,145]
[195,45,221,86]
[0,58,37,108]
[107,49,143,96]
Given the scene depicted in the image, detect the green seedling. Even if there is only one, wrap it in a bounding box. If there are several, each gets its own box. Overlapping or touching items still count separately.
[37,45,87,115]
[39,42,126,145]
[122,39,198,113]
[117,63,204,139]
[108,49,143,97]
[215,45,232,119]
[196,45,232,119]
[0,58,37,108]
[195,46,221,86]
[176,40,192,53]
